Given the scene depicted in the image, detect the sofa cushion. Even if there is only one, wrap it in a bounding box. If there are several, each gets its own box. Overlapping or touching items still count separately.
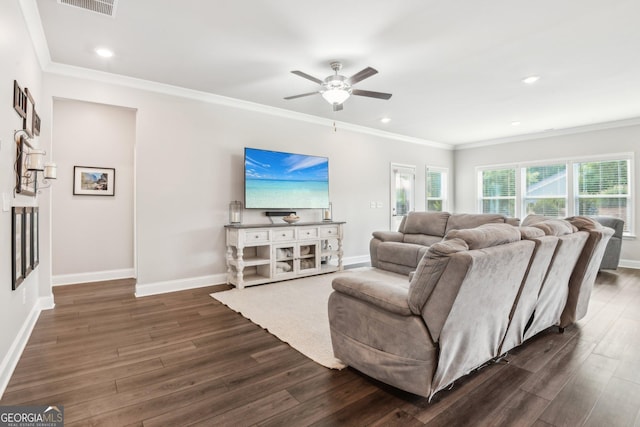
[377,241,425,268]
[531,219,577,236]
[403,234,443,247]
[565,216,602,231]
[444,223,521,250]
[520,226,546,239]
[372,230,404,242]
[402,211,450,237]
[445,213,506,234]
[407,238,469,314]
[521,214,547,226]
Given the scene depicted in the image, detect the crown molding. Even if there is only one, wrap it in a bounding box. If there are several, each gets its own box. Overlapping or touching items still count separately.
[455,116,640,150]
[19,0,52,69]
[44,61,453,150]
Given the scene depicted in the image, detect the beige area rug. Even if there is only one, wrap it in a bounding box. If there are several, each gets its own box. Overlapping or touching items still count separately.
[210,267,409,369]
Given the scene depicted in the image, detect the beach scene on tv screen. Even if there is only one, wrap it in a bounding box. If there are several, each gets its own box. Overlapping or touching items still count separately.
[245,148,329,209]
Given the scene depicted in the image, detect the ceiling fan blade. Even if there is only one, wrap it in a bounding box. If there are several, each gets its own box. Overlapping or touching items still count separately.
[348,67,378,85]
[333,103,344,112]
[291,70,323,85]
[284,91,319,100]
[352,89,393,100]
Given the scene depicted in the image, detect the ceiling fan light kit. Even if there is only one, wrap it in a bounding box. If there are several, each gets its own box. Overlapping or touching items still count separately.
[321,74,352,105]
[286,61,392,111]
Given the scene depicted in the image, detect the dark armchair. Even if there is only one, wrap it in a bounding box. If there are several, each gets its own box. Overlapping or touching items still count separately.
[592,216,624,269]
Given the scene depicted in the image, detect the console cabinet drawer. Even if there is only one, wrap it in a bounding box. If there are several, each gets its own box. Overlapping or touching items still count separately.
[298,228,319,239]
[245,230,270,243]
[320,226,340,238]
[273,228,295,241]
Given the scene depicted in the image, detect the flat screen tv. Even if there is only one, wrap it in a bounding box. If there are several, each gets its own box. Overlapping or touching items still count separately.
[244,147,329,209]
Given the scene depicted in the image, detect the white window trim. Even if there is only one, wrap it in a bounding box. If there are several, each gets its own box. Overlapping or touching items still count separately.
[426,166,448,212]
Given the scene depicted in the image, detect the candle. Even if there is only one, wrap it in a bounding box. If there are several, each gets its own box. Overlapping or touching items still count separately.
[44,163,57,179]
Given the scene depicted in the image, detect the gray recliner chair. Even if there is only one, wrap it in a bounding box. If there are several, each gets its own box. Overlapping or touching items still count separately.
[592,216,624,270]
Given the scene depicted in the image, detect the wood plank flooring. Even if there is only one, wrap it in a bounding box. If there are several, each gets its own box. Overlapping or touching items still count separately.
[1,268,640,426]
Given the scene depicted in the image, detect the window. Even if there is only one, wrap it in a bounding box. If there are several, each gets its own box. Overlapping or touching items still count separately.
[478,154,633,235]
[523,164,567,217]
[479,167,516,217]
[574,159,631,233]
[426,167,448,212]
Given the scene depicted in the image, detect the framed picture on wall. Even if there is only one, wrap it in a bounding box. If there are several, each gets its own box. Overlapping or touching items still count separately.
[24,207,33,278]
[13,80,27,119]
[73,166,116,196]
[32,207,40,268]
[24,88,35,137]
[12,207,25,290]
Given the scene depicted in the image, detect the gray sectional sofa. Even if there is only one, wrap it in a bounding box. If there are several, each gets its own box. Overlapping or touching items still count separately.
[328,216,613,399]
[370,212,520,275]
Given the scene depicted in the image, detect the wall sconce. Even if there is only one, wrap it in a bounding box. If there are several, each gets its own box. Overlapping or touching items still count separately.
[14,129,57,193]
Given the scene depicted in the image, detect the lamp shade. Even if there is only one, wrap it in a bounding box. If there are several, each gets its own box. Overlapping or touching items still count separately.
[27,150,45,171]
[321,89,351,105]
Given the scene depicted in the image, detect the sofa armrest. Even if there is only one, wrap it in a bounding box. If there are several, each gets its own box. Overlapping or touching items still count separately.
[332,276,411,316]
[372,231,404,242]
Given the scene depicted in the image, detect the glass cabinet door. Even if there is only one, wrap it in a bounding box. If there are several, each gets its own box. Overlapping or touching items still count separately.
[273,244,295,277]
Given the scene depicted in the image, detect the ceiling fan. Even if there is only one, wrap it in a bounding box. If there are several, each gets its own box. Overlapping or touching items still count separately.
[284,61,392,111]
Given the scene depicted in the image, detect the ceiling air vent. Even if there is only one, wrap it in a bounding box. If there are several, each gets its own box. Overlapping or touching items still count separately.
[57,0,118,17]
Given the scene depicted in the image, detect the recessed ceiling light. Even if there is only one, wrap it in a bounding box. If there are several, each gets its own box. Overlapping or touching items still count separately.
[522,75,540,85]
[95,48,114,58]
[380,117,391,124]
[511,121,521,126]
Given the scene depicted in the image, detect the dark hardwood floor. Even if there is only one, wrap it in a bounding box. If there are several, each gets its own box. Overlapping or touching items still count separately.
[2,268,640,426]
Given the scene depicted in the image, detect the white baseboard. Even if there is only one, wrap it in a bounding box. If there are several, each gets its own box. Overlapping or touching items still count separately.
[343,255,371,266]
[52,268,136,286]
[0,296,53,399]
[619,259,640,269]
[135,273,227,297]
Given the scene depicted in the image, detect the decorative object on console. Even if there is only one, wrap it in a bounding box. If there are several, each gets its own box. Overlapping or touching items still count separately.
[73,166,115,196]
[323,202,332,221]
[282,214,300,224]
[229,200,243,224]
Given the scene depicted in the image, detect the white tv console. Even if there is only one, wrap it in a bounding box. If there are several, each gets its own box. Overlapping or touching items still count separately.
[224,221,345,289]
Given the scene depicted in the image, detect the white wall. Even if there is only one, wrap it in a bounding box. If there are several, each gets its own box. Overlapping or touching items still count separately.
[0,0,52,397]
[41,73,454,294]
[454,125,640,265]
[51,99,135,283]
